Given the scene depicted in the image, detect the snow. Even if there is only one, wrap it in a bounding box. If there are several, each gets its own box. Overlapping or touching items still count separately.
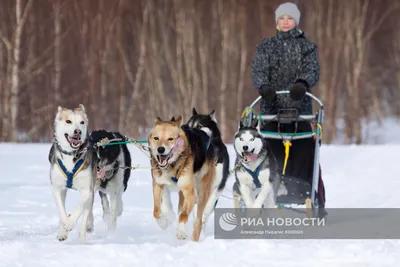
[333,116,400,144]
[1,143,400,266]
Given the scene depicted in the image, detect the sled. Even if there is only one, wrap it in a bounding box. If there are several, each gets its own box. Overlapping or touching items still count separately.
[239,90,325,218]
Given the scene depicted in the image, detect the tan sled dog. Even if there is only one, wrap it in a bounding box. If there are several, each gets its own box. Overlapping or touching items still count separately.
[148,116,216,241]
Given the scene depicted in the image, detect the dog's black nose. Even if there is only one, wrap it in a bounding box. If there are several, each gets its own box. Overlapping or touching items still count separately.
[157,147,165,154]
[243,145,248,151]
[74,129,81,136]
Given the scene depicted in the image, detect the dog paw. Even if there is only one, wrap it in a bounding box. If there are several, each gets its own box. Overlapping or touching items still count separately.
[176,222,187,240]
[176,229,188,240]
[57,233,68,242]
[117,209,123,217]
[86,215,94,232]
[86,222,94,233]
[278,183,288,196]
[156,215,172,230]
[62,218,75,232]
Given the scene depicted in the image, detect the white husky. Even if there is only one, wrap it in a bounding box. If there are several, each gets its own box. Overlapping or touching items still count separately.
[232,120,284,209]
[48,104,97,243]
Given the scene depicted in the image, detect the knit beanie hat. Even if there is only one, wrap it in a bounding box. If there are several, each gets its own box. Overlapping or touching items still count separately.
[275,2,300,25]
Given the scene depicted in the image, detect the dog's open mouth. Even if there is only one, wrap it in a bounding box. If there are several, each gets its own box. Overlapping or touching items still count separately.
[242,149,257,163]
[154,138,183,168]
[65,133,82,148]
[156,153,173,168]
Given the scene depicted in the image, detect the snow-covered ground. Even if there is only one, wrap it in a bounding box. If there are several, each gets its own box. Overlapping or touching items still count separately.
[0,143,399,266]
[333,116,400,144]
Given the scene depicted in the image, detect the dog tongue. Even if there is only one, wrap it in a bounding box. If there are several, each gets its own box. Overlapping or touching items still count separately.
[69,137,82,146]
[74,140,82,145]
[97,167,106,179]
[245,153,258,162]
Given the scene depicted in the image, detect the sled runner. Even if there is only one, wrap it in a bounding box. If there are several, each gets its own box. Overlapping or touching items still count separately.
[240,90,326,218]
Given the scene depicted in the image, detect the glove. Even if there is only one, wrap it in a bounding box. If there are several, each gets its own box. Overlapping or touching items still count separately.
[289,81,307,101]
[258,85,276,101]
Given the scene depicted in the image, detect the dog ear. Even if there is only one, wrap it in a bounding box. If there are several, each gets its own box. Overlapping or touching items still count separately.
[78,104,85,112]
[58,106,63,112]
[209,109,217,122]
[155,117,163,125]
[174,116,183,126]
[171,116,176,121]
[252,118,259,129]
[192,108,198,116]
[239,120,244,129]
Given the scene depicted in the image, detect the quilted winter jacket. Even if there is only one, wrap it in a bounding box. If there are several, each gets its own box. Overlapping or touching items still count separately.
[251,27,320,115]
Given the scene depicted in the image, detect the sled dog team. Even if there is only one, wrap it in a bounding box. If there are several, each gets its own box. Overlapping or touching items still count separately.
[49,104,284,243]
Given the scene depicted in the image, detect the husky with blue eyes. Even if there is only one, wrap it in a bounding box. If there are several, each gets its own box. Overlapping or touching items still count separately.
[232,119,286,210]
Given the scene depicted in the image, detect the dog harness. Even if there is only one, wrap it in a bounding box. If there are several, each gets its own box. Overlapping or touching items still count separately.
[170,167,181,183]
[56,158,87,189]
[241,159,266,189]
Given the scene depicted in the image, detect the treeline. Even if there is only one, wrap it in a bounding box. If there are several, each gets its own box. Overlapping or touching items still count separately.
[0,0,399,144]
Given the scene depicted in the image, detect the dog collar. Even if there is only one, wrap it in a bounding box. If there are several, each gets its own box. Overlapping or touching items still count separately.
[54,137,89,159]
[55,141,75,156]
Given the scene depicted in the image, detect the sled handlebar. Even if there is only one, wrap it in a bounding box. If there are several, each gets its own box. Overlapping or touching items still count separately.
[249,90,324,110]
[259,114,316,121]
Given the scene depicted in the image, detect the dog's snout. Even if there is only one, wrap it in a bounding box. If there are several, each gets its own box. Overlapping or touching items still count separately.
[243,145,249,151]
[157,146,165,154]
[74,129,81,136]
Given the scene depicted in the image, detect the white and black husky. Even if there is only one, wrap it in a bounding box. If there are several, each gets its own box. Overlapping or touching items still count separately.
[232,120,283,209]
[186,108,230,227]
[48,104,97,243]
[89,129,131,236]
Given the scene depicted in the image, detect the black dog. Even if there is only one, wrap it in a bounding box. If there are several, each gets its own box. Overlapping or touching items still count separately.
[89,130,131,235]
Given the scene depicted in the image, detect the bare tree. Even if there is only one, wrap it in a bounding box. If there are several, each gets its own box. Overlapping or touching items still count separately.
[122,0,149,136]
[0,0,399,144]
[194,1,210,113]
[390,15,400,117]
[305,0,345,143]
[236,2,248,119]
[341,0,399,144]
[217,0,229,138]
[53,0,62,104]
[0,0,34,141]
